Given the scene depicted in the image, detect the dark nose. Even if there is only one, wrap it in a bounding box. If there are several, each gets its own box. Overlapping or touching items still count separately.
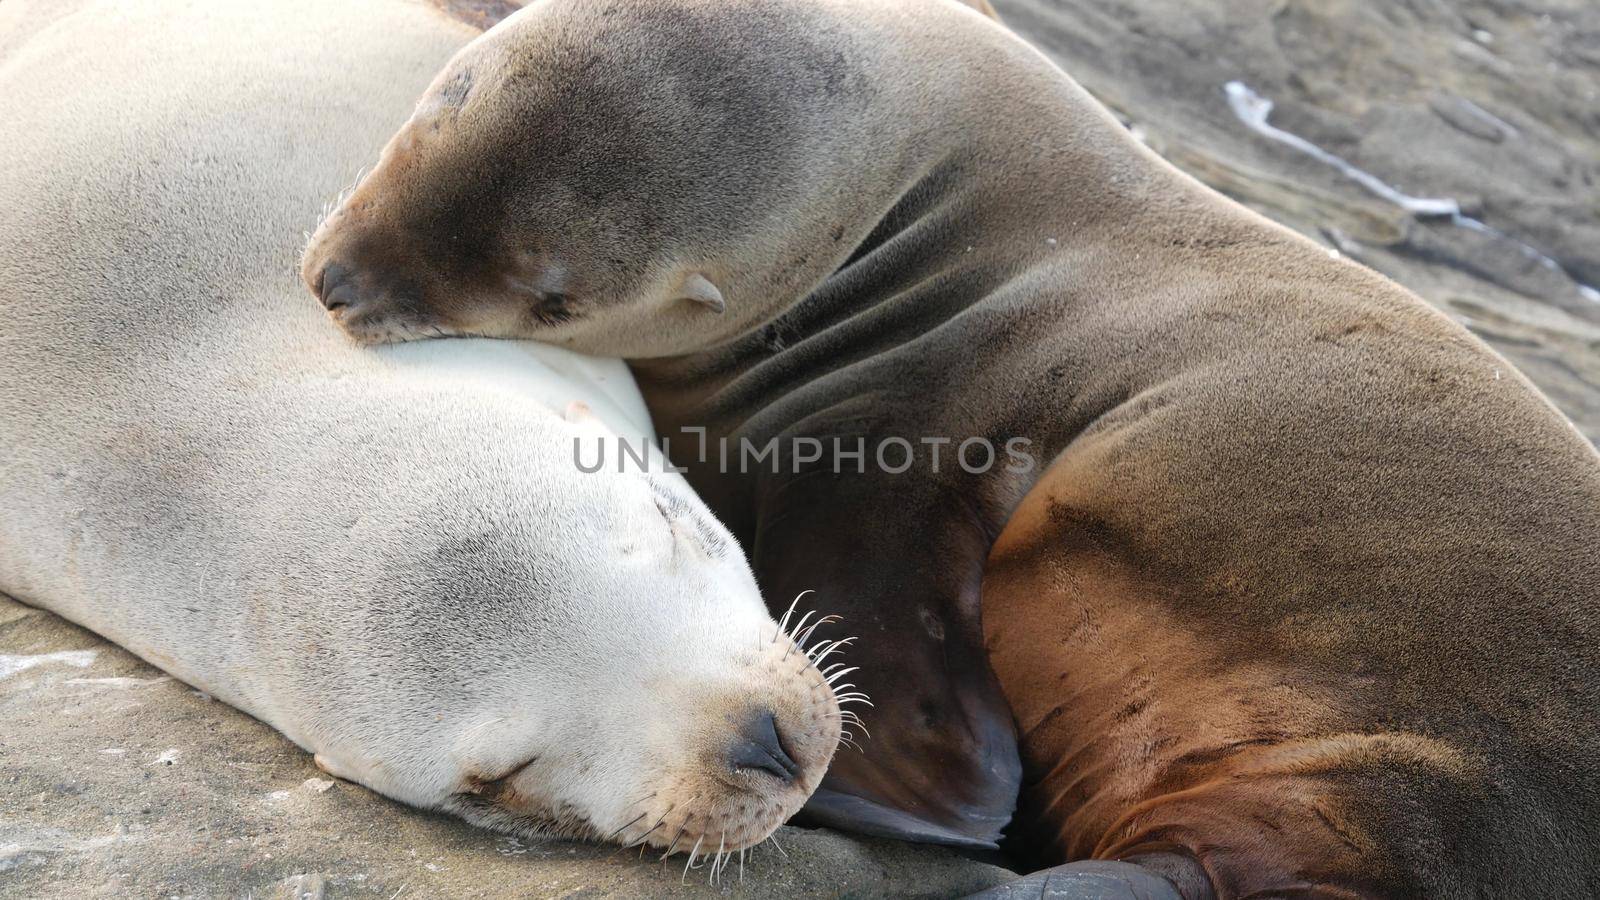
[729,711,800,782]
[316,262,358,311]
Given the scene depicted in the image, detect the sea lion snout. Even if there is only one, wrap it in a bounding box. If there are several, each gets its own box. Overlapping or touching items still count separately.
[575,626,845,856]
[313,261,356,312]
[300,242,454,345]
[728,710,802,783]
[300,173,473,345]
[303,254,396,338]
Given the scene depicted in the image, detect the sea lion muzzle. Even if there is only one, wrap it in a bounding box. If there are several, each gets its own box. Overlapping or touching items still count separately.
[728,710,802,783]
[313,261,356,311]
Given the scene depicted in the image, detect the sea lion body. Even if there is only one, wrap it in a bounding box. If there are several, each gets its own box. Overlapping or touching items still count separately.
[972,221,1600,895]
[302,0,1600,893]
[0,0,840,855]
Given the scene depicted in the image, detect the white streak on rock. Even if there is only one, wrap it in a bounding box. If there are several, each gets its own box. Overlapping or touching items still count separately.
[65,676,171,688]
[0,650,98,680]
[1224,81,1459,216]
[1454,97,1519,139]
[1224,80,1600,304]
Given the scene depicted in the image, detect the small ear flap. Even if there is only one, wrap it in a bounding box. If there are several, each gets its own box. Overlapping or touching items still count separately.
[679,272,726,315]
[952,0,1002,20]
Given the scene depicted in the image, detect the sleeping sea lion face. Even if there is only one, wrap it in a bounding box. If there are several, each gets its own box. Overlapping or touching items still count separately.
[343,416,843,853]
[300,0,897,358]
[301,0,1011,848]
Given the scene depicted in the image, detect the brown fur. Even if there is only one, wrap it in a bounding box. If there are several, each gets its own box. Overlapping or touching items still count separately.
[301,0,1600,891]
[973,217,1600,894]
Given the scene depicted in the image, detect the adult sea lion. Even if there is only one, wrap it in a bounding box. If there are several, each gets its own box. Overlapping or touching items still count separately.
[0,0,842,859]
[300,0,1600,894]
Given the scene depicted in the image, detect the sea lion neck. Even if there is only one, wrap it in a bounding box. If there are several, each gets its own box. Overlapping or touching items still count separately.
[629,69,1177,449]
[620,4,1291,850]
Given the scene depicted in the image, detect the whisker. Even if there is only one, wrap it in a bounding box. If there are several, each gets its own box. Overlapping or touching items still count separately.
[709,833,726,885]
[774,591,811,642]
[809,637,857,668]
[783,609,819,658]
[660,817,690,861]
[806,637,842,659]
[603,810,649,843]
[619,818,664,852]
[793,614,841,651]
[630,802,674,849]
[825,666,860,685]
[682,835,704,881]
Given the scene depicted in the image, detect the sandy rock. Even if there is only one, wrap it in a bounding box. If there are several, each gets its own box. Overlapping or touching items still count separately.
[995,0,1600,445]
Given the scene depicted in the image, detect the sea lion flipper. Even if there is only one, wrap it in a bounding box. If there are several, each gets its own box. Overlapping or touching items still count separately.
[748,472,1021,847]
[312,752,357,783]
[430,0,523,33]
[961,860,1185,900]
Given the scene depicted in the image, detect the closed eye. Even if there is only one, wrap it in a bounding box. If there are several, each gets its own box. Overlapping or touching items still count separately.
[648,479,730,560]
[648,478,692,521]
[461,754,540,803]
[531,292,577,326]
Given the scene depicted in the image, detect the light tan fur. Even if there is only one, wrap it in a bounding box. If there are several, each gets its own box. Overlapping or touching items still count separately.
[0,0,841,857]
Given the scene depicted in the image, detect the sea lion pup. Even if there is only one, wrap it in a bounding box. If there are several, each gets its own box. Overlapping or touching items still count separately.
[303,0,1024,849]
[0,0,840,859]
[301,0,1600,894]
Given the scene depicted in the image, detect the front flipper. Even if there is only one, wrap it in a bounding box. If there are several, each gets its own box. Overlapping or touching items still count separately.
[964,859,1193,899]
[429,0,522,32]
[752,462,1022,847]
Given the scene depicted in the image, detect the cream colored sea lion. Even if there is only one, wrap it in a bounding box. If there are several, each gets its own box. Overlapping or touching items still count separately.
[300,0,1600,894]
[0,0,843,859]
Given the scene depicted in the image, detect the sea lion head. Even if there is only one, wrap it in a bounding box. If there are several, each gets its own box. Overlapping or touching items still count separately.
[319,407,844,855]
[300,0,999,357]
[300,0,1014,847]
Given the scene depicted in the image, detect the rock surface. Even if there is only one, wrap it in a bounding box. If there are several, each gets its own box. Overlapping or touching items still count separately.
[995,0,1600,446]
[0,596,1014,899]
[4,3,1597,898]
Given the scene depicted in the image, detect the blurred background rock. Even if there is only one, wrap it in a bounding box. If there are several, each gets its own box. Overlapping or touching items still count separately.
[998,0,1600,445]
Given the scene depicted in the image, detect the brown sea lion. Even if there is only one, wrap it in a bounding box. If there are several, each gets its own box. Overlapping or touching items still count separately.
[299,0,1600,894]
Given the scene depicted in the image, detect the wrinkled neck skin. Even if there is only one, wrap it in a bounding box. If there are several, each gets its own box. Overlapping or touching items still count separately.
[630,35,1209,847]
